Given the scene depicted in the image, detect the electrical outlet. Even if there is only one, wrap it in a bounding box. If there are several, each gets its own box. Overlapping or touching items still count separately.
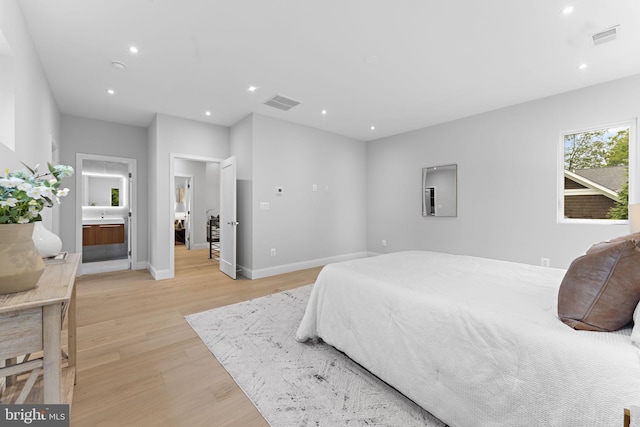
[270,248,276,256]
[541,258,550,267]
[381,240,387,247]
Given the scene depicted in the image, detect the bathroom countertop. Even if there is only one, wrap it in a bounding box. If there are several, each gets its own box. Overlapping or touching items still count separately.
[82,218,125,225]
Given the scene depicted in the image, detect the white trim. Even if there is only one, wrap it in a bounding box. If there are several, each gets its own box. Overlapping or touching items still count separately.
[243,252,369,280]
[563,169,620,201]
[564,188,607,196]
[558,118,636,224]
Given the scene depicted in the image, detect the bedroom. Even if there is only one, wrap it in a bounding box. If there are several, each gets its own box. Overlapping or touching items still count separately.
[1,0,640,426]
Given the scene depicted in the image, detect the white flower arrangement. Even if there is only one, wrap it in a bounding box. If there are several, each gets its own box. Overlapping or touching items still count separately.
[0,163,74,224]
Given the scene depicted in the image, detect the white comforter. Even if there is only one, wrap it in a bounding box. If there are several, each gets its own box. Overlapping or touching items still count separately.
[296,251,640,427]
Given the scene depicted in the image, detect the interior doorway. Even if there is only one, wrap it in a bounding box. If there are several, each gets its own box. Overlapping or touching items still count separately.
[75,153,137,275]
[174,174,192,249]
[170,154,222,277]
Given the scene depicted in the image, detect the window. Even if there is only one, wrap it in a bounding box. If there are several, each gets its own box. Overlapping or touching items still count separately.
[559,121,634,223]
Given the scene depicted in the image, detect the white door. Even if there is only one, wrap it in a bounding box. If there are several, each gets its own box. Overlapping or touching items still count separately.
[219,156,237,279]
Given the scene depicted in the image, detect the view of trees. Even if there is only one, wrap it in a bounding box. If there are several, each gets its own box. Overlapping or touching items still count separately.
[564,126,629,219]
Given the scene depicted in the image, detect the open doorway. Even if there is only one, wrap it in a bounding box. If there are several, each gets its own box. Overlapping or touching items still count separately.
[174,174,192,248]
[76,153,137,275]
[170,155,221,277]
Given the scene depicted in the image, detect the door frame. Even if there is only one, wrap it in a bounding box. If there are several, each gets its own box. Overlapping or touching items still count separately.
[75,153,137,274]
[169,153,225,278]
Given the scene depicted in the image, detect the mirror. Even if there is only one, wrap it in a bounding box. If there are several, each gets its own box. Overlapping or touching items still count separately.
[422,164,457,217]
[82,160,128,207]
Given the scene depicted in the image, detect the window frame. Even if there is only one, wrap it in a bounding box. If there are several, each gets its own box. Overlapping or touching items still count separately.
[557,119,637,225]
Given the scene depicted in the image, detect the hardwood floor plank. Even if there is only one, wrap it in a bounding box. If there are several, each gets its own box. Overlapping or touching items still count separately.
[70,246,321,426]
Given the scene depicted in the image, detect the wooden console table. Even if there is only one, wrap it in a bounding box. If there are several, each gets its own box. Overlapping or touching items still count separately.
[0,253,80,404]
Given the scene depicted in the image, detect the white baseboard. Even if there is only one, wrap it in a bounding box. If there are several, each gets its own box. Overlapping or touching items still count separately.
[80,259,130,275]
[149,264,172,280]
[243,251,369,280]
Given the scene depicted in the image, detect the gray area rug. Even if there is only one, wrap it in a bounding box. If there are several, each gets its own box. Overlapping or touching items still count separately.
[185,285,446,427]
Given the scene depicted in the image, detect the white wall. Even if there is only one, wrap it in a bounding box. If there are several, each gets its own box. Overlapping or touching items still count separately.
[59,115,149,268]
[244,113,367,278]
[0,0,61,229]
[148,113,229,279]
[0,52,15,152]
[367,74,640,269]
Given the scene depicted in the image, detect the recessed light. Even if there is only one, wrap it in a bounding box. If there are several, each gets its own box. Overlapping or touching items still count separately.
[561,6,574,15]
[321,110,327,115]
[106,89,115,95]
[129,46,138,54]
[370,126,376,131]
[248,86,258,92]
[578,63,588,70]
[205,111,211,116]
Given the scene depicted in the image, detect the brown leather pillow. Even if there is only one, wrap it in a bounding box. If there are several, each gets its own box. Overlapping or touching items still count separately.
[586,232,640,254]
[558,238,640,331]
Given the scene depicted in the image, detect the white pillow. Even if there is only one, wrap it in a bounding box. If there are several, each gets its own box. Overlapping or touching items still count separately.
[631,302,640,347]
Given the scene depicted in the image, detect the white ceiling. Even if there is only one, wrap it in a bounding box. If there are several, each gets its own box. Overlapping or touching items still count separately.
[18,0,640,141]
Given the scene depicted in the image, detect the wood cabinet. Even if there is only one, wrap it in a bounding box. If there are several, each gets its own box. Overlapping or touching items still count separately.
[82,224,125,246]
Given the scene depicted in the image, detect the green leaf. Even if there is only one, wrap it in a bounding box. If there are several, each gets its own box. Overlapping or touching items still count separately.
[20,162,37,175]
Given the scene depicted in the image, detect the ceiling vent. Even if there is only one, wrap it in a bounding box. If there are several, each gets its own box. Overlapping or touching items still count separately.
[264,94,301,111]
[592,26,619,46]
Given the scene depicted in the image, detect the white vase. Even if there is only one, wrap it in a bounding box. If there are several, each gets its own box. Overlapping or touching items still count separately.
[32,221,63,258]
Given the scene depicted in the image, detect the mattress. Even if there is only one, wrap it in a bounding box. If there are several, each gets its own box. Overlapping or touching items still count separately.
[296,251,640,427]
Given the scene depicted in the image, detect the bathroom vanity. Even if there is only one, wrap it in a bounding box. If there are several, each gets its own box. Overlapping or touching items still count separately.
[82,218,125,246]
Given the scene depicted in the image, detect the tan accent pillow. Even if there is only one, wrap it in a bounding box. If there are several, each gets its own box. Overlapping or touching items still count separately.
[558,238,640,331]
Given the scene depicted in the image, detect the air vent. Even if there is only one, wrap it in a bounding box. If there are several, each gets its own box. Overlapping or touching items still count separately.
[264,94,301,111]
[592,26,619,46]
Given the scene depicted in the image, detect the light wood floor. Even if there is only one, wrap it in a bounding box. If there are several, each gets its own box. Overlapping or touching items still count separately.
[71,246,322,426]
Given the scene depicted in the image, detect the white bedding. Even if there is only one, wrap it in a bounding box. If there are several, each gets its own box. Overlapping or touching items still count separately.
[296,251,640,427]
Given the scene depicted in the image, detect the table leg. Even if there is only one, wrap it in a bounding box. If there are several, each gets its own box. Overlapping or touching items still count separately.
[68,285,76,384]
[42,304,61,403]
[5,357,17,387]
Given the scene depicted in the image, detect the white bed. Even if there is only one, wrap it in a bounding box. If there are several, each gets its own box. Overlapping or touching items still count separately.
[296,251,640,427]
